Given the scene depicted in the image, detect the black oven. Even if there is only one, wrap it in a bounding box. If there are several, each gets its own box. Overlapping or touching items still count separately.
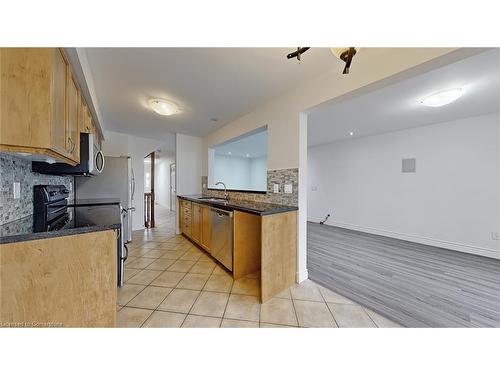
[33,185,70,232]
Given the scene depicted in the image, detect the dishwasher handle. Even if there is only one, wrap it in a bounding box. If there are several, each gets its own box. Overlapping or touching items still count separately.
[211,207,233,218]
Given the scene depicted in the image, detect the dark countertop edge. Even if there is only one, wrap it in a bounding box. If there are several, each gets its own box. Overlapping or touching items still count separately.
[178,195,298,216]
[0,223,120,245]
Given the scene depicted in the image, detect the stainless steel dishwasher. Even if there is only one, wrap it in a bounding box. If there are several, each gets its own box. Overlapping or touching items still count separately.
[210,207,234,271]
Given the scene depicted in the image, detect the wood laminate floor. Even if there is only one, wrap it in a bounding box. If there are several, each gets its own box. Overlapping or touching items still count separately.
[307,223,500,327]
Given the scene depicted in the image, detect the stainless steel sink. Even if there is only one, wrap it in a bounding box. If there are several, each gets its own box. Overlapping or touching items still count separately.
[197,197,228,203]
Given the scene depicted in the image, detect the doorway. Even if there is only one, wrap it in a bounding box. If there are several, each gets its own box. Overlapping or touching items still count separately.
[144,152,155,228]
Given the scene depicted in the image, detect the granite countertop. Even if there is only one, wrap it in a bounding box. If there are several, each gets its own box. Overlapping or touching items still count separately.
[178,195,298,216]
[0,205,121,244]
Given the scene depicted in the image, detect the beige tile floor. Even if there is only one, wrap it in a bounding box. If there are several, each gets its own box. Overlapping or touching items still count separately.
[117,208,402,328]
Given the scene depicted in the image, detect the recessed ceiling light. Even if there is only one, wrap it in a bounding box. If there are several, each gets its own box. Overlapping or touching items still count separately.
[246,153,250,157]
[420,88,463,107]
[349,131,354,136]
[228,151,232,155]
[148,99,179,116]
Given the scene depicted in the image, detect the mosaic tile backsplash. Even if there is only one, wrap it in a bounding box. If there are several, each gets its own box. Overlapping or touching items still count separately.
[202,168,298,206]
[0,153,73,225]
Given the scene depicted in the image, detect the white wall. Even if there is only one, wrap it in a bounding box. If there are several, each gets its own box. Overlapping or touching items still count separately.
[212,155,250,190]
[176,134,203,196]
[155,155,175,209]
[102,130,164,230]
[176,133,203,232]
[202,48,460,282]
[249,156,267,191]
[308,113,500,258]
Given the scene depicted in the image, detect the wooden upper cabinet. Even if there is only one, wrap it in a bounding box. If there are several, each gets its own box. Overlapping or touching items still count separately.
[0,48,53,150]
[0,48,100,165]
[80,100,93,134]
[201,205,212,252]
[50,48,68,157]
[66,73,80,163]
[0,48,77,164]
[77,92,86,133]
[192,203,201,244]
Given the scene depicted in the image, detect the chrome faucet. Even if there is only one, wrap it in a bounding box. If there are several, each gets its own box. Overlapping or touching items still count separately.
[215,181,229,201]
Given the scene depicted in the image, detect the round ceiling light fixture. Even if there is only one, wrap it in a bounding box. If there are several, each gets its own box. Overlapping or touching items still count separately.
[148,98,180,116]
[420,88,463,107]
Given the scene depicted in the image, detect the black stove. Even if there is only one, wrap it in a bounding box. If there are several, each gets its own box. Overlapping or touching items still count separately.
[33,185,71,232]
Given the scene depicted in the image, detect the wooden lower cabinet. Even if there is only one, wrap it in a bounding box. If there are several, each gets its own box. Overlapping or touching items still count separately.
[178,198,297,303]
[179,199,192,237]
[200,205,211,252]
[191,203,201,244]
[260,211,297,303]
[0,230,117,327]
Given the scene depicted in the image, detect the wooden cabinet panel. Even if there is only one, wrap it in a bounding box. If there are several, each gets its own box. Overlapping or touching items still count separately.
[0,230,117,327]
[77,92,86,133]
[51,48,67,156]
[201,205,212,252]
[261,211,297,303]
[192,203,201,244]
[66,74,79,163]
[0,48,100,165]
[180,199,192,237]
[233,211,261,279]
[0,48,51,148]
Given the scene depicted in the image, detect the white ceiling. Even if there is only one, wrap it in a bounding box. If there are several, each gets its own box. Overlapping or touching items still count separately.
[308,49,500,146]
[214,128,268,158]
[84,48,339,141]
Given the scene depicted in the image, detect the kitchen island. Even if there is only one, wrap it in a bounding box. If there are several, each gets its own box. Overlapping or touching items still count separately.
[177,195,298,303]
[0,205,120,327]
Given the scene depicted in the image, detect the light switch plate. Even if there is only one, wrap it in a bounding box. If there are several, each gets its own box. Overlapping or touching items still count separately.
[284,184,293,194]
[13,182,20,199]
[273,183,280,193]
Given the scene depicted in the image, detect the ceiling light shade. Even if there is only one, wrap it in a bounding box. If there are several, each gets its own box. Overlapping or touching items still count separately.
[330,47,358,60]
[420,88,463,107]
[148,99,179,116]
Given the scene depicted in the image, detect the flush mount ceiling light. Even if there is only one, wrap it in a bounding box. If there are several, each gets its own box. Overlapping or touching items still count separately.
[349,131,354,136]
[148,99,179,116]
[420,88,463,107]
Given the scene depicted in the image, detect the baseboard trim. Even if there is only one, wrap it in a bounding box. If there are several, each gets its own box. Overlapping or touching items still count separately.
[296,268,308,283]
[307,217,500,260]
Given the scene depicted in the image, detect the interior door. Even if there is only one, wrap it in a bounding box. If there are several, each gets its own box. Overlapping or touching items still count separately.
[170,163,176,211]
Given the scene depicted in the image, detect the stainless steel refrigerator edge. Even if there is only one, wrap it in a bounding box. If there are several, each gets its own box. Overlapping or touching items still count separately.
[75,156,135,240]
[74,156,135,286]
